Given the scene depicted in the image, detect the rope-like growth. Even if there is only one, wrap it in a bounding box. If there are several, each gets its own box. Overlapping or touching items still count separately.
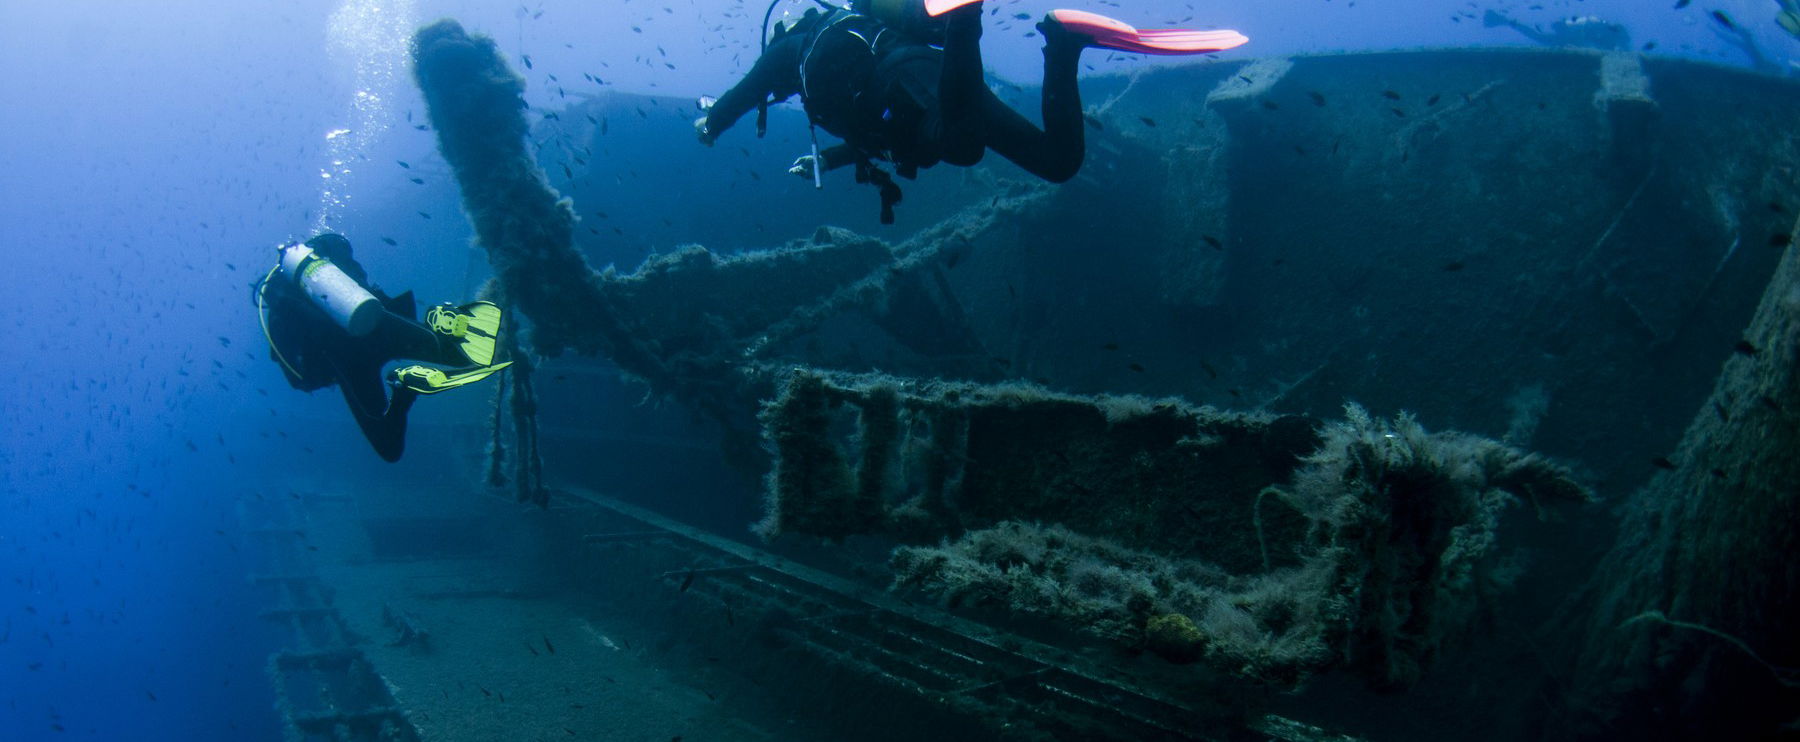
[474,280,545,506]
[411,19,607,356]
[1623,610,1800,689]
[505,337,546,506]
[412,19,618,507]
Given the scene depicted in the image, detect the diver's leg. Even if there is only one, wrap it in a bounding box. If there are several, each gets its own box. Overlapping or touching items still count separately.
[368,310,466,366]
[936,2,987,167]
[341,384,415,462]
[327,350,415,462]
[978,35,1085,183]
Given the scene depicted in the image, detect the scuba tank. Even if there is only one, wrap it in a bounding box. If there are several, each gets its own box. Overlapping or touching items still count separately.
[276,241,382,336]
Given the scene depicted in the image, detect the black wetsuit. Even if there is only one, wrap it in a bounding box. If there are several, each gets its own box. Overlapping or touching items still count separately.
[263,235,466,462]
[705,6,1086,192]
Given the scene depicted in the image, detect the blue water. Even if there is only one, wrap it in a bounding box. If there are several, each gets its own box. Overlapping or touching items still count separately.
[1,1,1794,739]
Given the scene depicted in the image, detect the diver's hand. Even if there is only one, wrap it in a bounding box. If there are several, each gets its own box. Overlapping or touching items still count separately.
[788,154,817,179]
[694,117,716,147]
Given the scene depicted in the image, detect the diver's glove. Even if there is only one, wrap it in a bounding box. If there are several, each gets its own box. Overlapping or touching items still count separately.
[694,117,716,147]
[788,154,817,179]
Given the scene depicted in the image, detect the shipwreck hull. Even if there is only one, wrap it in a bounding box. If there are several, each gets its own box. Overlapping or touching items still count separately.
[401,25,1800,739]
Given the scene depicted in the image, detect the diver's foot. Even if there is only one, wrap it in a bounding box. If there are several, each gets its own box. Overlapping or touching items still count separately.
[924,0,982,18]
[1040,9,1248,56]
[934,0,983,42]
[1037,12,1095,56]
[388,362,514,395]
[425,300,504,366]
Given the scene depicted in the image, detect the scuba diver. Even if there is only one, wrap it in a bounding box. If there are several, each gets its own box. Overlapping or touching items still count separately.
[1482,10,1631,51]
[694,0,1247,223]
[255,233,511,462]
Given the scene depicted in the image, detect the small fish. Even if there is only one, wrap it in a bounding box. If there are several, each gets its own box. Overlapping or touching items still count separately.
[217,336,231,347]
[1138,115,1157,127]
[1771,233,1792,247]
[1674,0,1690,8]
[525,642,539,657]
[396,160,410,169]
[544,636,556,654]
[1709,10,1735,31]
[409,177,424,185]
[1201,234,1223,250]
[1390,108,1406,118]
[418,211,431,219]
[1201,361,1219,379]
[1442,260,1465,272]
[1128,363,1146,373]
[1426,94,1441,106]
[1102,342,1119,351]
[1082,113,1104,130]
[1733,339,1759,356]
[1261,100,1280,110]
[522,54,533,69]
[225,262,236,270]
[564,729,576,736]
[1308,91,1326,106]
[146,691,157,702]
[1382,90,1401,100]
[478,686,492,697]
[381,237,397,246]
[1651,456,1677,470]
[679,570,696,592]
[1709,468,1726,479]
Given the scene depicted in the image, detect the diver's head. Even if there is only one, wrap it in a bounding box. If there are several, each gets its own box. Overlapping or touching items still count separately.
[304,232,354,261]
[302,232,365,283]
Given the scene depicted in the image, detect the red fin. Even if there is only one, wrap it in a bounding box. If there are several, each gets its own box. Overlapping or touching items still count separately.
[1049,9,1249,55]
